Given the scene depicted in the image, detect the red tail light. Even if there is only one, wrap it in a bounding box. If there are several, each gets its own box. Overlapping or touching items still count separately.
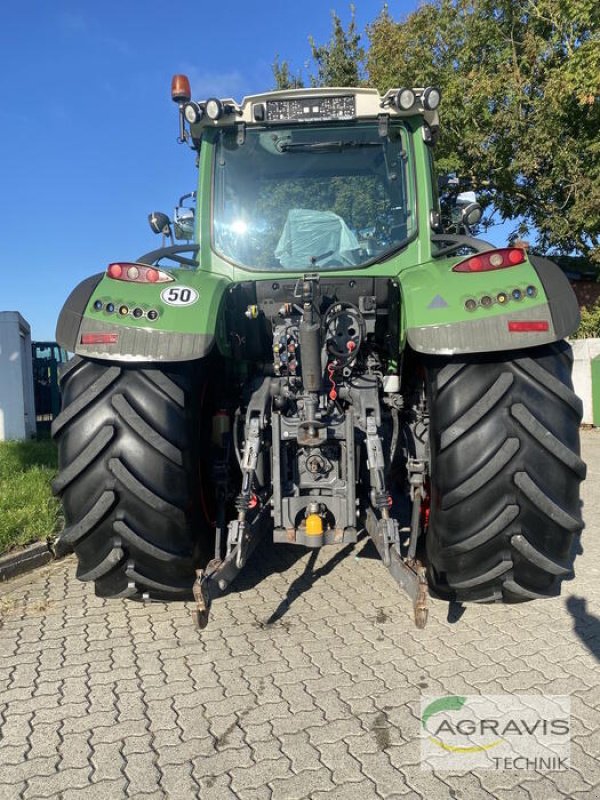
[452,248,526,273]
[81,333,119,345]
[508,321,550,333]
[106,263,173,283]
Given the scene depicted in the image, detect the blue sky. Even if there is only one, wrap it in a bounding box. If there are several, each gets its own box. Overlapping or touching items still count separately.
[1,0,513,340]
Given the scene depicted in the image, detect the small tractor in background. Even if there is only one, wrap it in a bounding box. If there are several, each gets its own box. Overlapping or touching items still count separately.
[32,341,68,434]
[51,77,585,627]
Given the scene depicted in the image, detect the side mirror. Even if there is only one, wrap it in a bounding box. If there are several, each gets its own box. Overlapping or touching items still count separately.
[455,190,477,207]
[148,211,172,236]
[439,179,483,234]
[461,202,483,228]
[173,206,195,240]
[454,191,482,231]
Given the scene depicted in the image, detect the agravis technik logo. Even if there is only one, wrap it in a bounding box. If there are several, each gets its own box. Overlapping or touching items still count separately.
[420,694,570,771]
[422,696,504,753]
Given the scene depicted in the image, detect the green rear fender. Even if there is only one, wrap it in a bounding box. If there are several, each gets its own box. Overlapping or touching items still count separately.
[398,254,579,355]
[56,270,230,362]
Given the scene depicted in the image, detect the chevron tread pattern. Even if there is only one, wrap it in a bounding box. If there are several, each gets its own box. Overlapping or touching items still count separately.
[426,342,585,603]
[52,357,204,601]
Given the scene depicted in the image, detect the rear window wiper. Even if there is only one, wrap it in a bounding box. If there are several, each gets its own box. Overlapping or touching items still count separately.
[278,141,381,153]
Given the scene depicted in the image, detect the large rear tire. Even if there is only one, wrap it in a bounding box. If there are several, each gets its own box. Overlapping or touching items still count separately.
[425,341,586,603]
[52,357,209,600]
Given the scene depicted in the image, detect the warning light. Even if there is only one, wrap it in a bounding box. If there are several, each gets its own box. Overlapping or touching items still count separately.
[171,74,191,104]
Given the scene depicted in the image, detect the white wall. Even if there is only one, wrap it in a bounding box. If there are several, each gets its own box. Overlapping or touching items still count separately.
[0,312,36,441]
[570,338,600,425]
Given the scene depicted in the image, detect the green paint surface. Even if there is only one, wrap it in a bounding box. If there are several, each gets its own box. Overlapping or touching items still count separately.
[81,115,549,350]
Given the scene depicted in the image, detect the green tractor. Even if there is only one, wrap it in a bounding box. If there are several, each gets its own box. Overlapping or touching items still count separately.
[52,77,585,627]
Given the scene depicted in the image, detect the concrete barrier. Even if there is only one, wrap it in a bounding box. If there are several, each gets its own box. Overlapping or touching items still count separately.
[570,338,600,425]
[0,312,36,441]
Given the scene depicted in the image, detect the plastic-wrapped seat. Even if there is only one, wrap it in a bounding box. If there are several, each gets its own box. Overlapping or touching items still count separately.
[275,208,361,268]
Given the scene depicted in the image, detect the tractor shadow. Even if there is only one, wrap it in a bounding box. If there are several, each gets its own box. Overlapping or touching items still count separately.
[232,533,356,597]
[230,532,357,624]
[565,595,600,662]
[263,542,356,626]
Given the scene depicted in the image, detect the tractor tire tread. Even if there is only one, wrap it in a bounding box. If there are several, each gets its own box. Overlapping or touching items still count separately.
[440,373,513,450]
[426,342,584,603]
[51,424,115,493]
[57,490,117,548]
[51,366,121,435]
[111,394,183,465]
[510,403,586,478]
[52,357,207,601]
[443,437,520,509]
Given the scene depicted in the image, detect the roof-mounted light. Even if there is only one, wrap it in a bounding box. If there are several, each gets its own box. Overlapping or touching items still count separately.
[171,74,191,104]
[184,101,203,125]
[422,86,441,110]
[206,98,224,120]
[393,88,416,111]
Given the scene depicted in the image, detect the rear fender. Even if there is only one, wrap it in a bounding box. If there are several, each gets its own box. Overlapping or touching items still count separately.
[399,253,579,355]
[56,271,230,362]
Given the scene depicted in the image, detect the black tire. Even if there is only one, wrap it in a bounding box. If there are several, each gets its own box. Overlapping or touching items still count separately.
[425,341,586,603]
[52,356,209,600]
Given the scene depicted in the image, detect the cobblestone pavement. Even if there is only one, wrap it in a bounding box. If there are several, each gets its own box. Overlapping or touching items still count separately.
[1,430,599,800]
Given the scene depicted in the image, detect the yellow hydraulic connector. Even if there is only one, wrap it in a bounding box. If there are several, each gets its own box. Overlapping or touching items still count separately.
[305,514,324,536]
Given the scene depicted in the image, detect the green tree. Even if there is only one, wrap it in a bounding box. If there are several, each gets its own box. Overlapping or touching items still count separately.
[272,6,365,91]
[309,6,366,87]
[367,0,600,261]
[272,56,304,90]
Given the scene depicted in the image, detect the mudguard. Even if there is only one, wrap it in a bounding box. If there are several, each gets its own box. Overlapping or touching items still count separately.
[56,269,230,362]
[399,251,579,355]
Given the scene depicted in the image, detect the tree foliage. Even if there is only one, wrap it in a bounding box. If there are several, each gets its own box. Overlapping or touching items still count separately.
[309,6,366,87]
[571,300,600,338]
[272,7,365,91]
[367,0,600,261]
[272,56,304,90]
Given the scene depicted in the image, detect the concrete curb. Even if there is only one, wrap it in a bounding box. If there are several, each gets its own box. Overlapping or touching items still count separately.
[0,542,54,583]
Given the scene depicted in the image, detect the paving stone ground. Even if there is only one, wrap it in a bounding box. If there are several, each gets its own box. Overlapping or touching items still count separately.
[1,430,599,800]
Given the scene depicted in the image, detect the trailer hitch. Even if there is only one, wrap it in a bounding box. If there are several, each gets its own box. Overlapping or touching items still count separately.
[362,415,429,627]
[191,505,268,630]
[366,508,429,629]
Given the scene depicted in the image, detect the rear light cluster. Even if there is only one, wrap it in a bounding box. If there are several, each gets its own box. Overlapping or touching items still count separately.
[465,285,538,312]
[453,247,526,273]
[106,262,173,283]
[92,299,159,321]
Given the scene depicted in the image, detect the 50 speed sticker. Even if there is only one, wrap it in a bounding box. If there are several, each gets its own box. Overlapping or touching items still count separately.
[160,286,199,306]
